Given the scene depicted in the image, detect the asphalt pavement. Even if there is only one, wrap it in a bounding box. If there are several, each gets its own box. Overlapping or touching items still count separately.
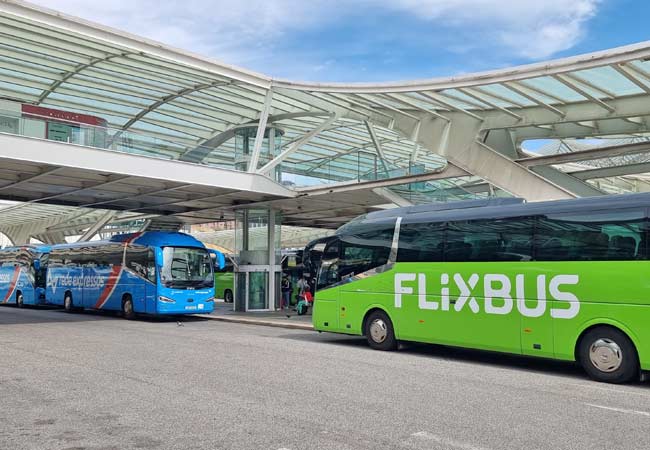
[1,305,649,450]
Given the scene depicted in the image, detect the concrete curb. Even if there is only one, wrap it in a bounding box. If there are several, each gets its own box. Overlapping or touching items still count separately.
[205,315,314,331]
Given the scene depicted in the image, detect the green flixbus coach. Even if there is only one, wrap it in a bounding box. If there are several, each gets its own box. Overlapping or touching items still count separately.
[312,193,650,383]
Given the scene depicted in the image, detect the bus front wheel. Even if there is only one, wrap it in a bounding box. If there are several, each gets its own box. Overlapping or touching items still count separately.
[224,289,233,303]
[122,296,135,320]
[578,326,639,384]
[364,310,397,351]
[16,292,24,308]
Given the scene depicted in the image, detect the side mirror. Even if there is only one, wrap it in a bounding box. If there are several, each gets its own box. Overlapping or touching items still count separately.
[33,259,41,271]
[208,250,225,270]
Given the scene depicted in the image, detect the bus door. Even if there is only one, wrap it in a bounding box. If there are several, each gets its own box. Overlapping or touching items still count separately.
[144,249,157,313]
[313,239,341,331]
[124,245,154,313]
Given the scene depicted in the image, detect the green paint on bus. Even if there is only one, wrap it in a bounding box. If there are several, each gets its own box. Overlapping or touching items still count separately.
[311,194,650,383]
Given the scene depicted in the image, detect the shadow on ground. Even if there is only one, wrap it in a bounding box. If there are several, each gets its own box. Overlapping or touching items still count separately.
[0,304,211,325]
[281,331,636,383]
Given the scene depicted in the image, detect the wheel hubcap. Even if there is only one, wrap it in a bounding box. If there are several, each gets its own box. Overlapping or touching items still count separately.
[125,302,132,314]
[369,319,388,343]
[65,297,71,309]
[589,338,623,373]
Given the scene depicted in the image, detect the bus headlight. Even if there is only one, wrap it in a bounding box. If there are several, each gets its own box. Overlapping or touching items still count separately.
[158,296,176,304]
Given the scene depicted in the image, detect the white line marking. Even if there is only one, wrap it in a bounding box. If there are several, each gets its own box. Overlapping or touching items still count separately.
[584,403,650,417]
[411,431,490,450]
[567,383,650,398]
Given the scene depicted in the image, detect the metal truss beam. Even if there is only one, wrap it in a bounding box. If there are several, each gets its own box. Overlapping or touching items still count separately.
[257,114,338,175]
[553,74,615,113]
[247,88,274,172]
[517,141,650,167]
[296,164,468,196]
[529,166,603,197]
[364,120,390,176]
[570,162,650,180]
[77,211,116,242]
[371,187,414,207]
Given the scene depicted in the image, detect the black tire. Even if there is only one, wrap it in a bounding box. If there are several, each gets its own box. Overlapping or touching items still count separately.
[122,296,135,320]
[16,292,24,308]
[63,294,74,313]
[578,326,638,384]
[364,310,397,351]
[224,289,234,303]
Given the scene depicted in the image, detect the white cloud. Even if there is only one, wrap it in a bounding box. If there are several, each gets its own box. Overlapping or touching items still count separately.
[31,0,338,64]
[383,0,600,58]
[30,0,601,79]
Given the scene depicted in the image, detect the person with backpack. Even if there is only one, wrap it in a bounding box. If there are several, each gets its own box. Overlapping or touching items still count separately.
[280,274,292,310]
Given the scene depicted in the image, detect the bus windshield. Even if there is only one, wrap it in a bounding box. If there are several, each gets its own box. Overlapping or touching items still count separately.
[161,247,214,289]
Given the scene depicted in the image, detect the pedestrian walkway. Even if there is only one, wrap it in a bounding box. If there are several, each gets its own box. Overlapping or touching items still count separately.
[204,302,314,330]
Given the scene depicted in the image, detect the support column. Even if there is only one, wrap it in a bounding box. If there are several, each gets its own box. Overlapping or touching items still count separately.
[234,208,281,312]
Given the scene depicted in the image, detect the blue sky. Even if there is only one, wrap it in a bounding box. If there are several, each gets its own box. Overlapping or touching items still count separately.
[33,0,649,82]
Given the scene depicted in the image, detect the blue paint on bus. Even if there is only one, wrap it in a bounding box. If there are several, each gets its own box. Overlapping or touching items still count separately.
[44,232,219,316]
[0,246,48,306]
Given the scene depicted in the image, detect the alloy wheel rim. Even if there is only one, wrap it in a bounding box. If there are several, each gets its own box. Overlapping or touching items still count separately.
[369,319,388,343]
[589,338,623,373]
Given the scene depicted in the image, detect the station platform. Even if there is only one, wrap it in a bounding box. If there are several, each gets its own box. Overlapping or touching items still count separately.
[204,301,314,330]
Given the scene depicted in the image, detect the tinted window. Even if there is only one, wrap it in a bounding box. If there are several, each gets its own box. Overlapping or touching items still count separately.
[316,239,341,290]
[94,245,124,268]
[338,224,393,278]
[397,222,444,262]
[535,209,647,261]
[125,245,153,280]
[0,249,27,267]
[446,218,534,262]
[48,249,65,268]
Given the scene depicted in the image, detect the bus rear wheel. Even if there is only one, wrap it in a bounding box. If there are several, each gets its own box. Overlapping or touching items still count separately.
[16,292,24,308]
[578,326,639,384]
[122,296,135,320]
[224,289,233,303]
[364,310,397,351]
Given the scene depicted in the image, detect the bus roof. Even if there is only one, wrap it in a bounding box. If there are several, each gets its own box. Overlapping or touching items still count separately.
[47,231,206,251]
[109,232,205,248]
[339,191,650,231]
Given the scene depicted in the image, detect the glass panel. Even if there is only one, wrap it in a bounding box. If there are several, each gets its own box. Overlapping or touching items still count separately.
[397,222,444,262]
[536,209,646,261]
[446,218,534,262]
[161,247,213,288]
[523,76,585,102]
[480,84,535,106]
[247,209,269,252]
[338,223,393,278]
[574,66,645,96]
[248,272,268,310]
[235,272,246,312]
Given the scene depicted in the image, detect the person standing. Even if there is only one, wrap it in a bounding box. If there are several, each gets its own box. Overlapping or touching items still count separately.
[280,274,292,310]
[297,275,310,296]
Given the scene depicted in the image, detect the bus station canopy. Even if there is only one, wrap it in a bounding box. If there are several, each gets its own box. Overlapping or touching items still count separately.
[1,0,650,240]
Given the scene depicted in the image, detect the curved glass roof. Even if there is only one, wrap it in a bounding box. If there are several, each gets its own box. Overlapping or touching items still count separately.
[1,0,650,236]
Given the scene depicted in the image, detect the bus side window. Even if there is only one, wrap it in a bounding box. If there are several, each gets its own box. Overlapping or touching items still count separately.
[536,209,645,261]
[397,222,444,263]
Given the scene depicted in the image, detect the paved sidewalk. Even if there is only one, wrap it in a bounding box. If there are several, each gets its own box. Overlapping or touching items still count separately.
[203,301,314,330]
